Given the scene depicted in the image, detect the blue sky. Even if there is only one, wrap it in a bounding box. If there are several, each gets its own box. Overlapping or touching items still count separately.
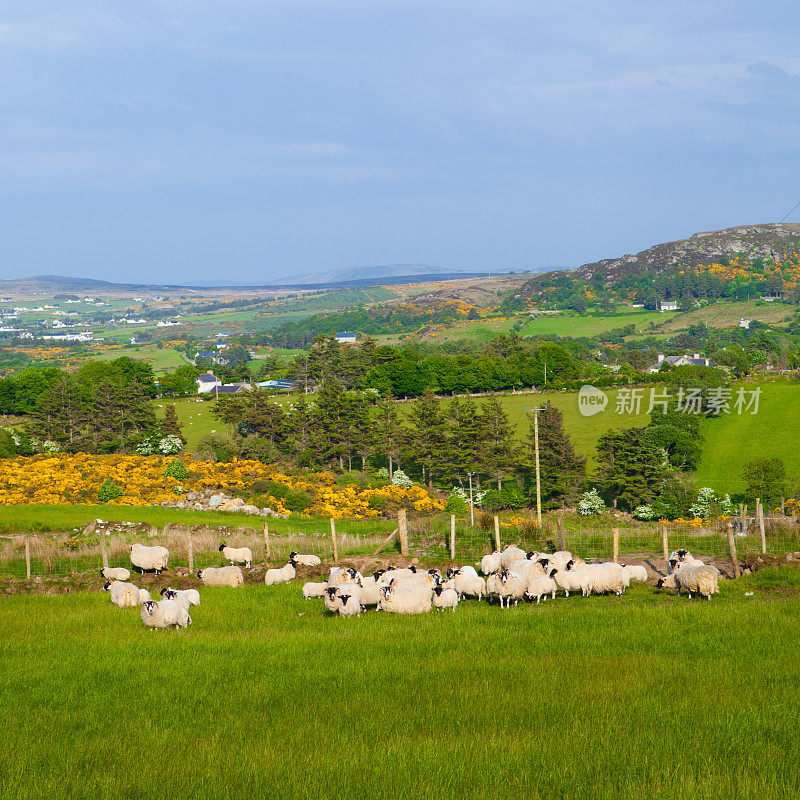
[1,1,799,283]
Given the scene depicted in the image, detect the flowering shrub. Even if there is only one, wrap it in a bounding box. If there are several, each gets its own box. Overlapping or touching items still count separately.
[634,505,656,520]
[577,489,606,516]
[391,469,412,488]
[158,435,184,455]
[689,487,734,520]
[374,467,390,480]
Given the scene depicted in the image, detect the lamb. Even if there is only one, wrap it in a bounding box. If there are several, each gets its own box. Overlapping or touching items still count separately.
[671,564,720,600]
[197,566,244,588]
[130,543,169,574]
[160,587,200,608]
[100,567,130,582]
[452,568,486,600]
[576,563,627,597]
[289,551,321,567]
[499,546,528,568]
[377,584,432,614]
[336,591,362,617]
[264,559,297,586]
[548,568,584,598]
[480,552,502,575]
[103,580,140,608]
[219,543,252,569]
[622,564,648,582]
[432,585,459,612]
[302,581,328,599]
[495,568,527,608]
[140,599,191,630]
[526,574,558,603]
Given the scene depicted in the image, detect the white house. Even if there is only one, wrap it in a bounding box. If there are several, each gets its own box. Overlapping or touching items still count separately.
[335,331,357,343]
[659,300,679,312]
[196,372,222,393]
[739,318,750,329]
[648,353,717,373]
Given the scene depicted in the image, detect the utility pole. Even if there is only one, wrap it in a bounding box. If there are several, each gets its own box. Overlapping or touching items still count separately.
[468,471,476,528]
[527,406,546,526]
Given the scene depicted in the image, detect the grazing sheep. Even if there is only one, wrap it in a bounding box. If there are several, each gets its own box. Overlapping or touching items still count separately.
[622,565,648,583]
[507,559,545,584]
[336,591,362,617]
[290,551,321,567]
[671,564,720,600]
[302,581,328,599]
[432,585,459,612]
[565,558,586,571]
[526,575,558,603]
[130,543,169,574]
[452,568,486,600]
[356,581,388,607]
[264,559,297,586]
[103,580,140,608]
[655,572,679,592]
[548,551,573,571]
[197,566,244,588]
[576,563,627,597]
[548,568,584,598]
[160,587,200,608]
[219,543,252,569]
[100,567,130,582]
[138,588,151,603]
[377,585,432,614]
[480,552,502,575]
[323,586,341,613]
[499,546,528,568]
[140,599,192,630]
[495,568,527,608]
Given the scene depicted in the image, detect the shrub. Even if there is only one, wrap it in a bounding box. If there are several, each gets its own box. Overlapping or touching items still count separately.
[481,484,527,511]
[634,505,656,521]
[369,493,390,513]
[391,469,412,488]
[283,490,311,513]
[577,489,605,516]
[97,479,123,503]
[163,459,189,481]
[196,435,239,463]
[446,490,470,515]
[478,511,494,531]
[374,467,390,480]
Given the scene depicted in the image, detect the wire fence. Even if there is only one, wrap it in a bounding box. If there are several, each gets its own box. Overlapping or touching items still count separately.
[2,513,800,581]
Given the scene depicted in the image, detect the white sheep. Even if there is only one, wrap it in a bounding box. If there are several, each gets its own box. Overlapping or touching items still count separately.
[377,584,432,614]
[622,564,648,582]
[302,581,328,599]
[336,590,362,617]
[495,568,527,608]
[100,567,130,582]
[544,551,573,571]
[565,557,586,571]
[356,581,388,607]
[499,546,528,568]
[526,574,558,603]
[130,543,169,574]
[290,551,321,566]
[432,585,459,612]
[670,564,720,600]
[576,563,627,597]
[656,572,679,591]
[161,587,200,608]
[548,568,584,598]
[507,558,545,584]
[103,580,140,608]
[452,568,486,600]
[667,550,705,573]
[197,566,244,588]
[140,599,191,630]
[264,559,297,586]
[138,588,151,603]
[323,586,341,613]
[219,543,252,568]
[480,552,502,575]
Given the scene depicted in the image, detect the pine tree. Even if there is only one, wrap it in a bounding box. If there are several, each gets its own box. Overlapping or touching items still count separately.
[407,389,448,489]
[162,404,186,444]
[373,392,404,477]
[33,375,89,449]
[482,395,518,489]
[313,377,347,468]
[444,394,489,483]
[525,404,585,507]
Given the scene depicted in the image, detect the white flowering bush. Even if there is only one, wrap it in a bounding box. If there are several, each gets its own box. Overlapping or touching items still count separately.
[578,489,606,516]
[41,440,60,453]
[391,469,413,488]
[689,487,733,520]
[158,435,184,455]
[374,467,390,480]
[449,485,486,508]
[634,505,656,520]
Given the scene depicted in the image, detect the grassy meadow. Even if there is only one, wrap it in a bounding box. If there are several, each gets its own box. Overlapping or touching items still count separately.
[1,569,799,799]
[91,345,187,373]
[519,309,672,337]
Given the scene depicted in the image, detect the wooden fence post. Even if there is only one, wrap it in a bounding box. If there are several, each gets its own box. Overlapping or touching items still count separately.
[739,503,746,534]
[661,523,669,561]
[781,496,785,517]
[727,523,740,579]
[25,537,31,580]
[758,501,766,555]
[493,516,501,552]
[449,514,456,561]
[264,522,271,563]
[330,518,339,562]
[612,527,619,564]
[187,531,194,572]
[99,527,109,570]
[398,510,409,558]
[557,516,565,552]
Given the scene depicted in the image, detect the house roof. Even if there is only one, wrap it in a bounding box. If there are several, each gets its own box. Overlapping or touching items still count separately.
[336,331,357,337]
[198,373,218,381]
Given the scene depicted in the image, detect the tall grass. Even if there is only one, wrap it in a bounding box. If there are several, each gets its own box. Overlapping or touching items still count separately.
[1,571,799,799]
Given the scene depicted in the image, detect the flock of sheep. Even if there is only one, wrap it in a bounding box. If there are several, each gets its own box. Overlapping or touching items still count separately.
[99,540,722,628]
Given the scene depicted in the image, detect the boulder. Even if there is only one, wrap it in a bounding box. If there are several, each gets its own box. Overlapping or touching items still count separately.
[208,495,223,509]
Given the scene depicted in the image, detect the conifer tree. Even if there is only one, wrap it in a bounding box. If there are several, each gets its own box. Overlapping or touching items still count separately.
[481,394,518,489]
[407,388,447,488]
[162,404,186,444]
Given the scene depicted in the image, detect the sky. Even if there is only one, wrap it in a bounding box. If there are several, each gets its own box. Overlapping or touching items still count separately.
[1,0,800,284]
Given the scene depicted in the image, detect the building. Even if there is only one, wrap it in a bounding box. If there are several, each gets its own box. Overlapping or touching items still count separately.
[335,331,357,343]
[659,300,679,312]
[255,379,297,391]
[738,319,750,329]
[648,353,717,373]
[196,372,222,393]
[215,382,252,394]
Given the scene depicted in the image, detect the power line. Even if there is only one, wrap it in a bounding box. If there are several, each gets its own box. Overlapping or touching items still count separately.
[779,200,800,224]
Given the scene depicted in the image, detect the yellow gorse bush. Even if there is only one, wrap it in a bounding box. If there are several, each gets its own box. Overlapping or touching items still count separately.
[0,454,446,519]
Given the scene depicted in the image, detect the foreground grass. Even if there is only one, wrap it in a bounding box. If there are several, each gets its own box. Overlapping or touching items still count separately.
[1,569,799,799]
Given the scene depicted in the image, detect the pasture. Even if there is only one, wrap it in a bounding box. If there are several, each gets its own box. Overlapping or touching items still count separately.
[1,568,799,799]
[519,309,671,337]
[91,345,187,373]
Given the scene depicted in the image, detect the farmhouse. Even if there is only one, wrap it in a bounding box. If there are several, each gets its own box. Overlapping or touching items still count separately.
[658,300,679,312]
[215,382,252,394]
[648,353,717,373]
[335,331,358,343]
[197,372,222,393]
[739,318,750,329]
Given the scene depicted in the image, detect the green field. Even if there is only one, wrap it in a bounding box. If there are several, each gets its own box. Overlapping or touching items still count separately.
[695,382,800,493]
[155,398,218,450]
[1,569,799,799]
[520,309,673,338]
[91,345,187,373]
